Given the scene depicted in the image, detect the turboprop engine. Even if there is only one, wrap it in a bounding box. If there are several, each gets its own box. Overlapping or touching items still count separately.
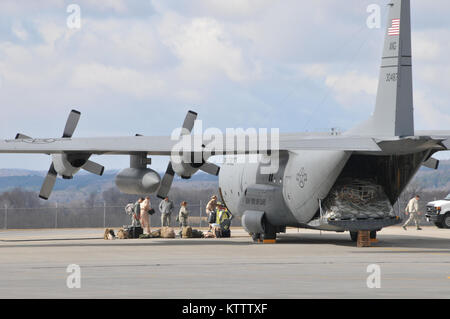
[156,110,220,199]
[170,154,202,179]
[52,153,90,178]
[15,110,105,200]
[115,168,161,195]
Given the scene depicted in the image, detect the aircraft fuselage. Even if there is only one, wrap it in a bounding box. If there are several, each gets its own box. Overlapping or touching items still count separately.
[219,151,350,227]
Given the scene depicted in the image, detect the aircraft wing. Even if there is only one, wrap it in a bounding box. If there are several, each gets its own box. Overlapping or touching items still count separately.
[0,136,176,155]
[416,131,450,149]
[0,134,381,155]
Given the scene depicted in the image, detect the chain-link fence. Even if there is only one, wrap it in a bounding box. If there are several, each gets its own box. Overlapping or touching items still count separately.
[0,197,436,230]
[0,202,242,230]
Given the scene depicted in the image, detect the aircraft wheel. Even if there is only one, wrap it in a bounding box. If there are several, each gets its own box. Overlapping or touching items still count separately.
[349,231,358,242]
[260,232,276,241]
[251,233,261,243]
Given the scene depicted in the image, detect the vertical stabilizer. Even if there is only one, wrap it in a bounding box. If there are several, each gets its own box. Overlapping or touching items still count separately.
[355,0,414,137]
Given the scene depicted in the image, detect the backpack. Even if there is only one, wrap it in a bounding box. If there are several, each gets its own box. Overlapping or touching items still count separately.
[123,225,143,239]
[125,203,135,215]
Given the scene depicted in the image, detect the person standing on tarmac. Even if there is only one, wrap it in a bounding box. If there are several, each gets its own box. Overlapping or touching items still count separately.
[132,197,143,227]
[206,195,218,229]
[178,201,189,229]
[403,195,422,231]
[140,196,152,234]
[159,197,174,227]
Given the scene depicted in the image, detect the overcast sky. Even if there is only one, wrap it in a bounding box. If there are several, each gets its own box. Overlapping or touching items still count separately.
[0,0,449,171]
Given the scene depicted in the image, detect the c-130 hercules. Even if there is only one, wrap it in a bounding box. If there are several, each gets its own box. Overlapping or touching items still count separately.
[0,0,449,242]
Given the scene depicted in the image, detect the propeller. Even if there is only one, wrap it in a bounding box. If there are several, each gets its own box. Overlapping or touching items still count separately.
[156,110,220,199]
[39,110,81,199]
[14,110,105,200]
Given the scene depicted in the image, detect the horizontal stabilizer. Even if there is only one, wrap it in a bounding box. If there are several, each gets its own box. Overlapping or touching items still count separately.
[422,157,439,170]
[15,133,32,140]
[443,139,450,150]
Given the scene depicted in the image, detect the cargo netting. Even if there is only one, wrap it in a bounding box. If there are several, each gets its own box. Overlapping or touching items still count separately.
[322,179,395,220]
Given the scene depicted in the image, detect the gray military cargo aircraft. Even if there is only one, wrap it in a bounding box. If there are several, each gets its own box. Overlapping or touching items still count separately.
[0,0,449,242]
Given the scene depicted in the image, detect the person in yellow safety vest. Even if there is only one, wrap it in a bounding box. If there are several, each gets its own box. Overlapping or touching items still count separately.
[215,204,232,225]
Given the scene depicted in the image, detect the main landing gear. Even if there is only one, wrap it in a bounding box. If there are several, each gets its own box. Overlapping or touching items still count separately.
[252,221,278,244]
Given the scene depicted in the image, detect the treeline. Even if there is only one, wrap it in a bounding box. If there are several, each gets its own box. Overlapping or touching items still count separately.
[0,188,43,208]
[0,184,220,229]
[0,183,219,213]
[0,181,448,229]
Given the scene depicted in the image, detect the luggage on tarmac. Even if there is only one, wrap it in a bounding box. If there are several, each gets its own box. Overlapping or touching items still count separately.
[123,225,143,239]
[191,229,204,238]
[151,229,161,238]
[182,226,193,238]
[117,228,128,239]
[161,227,175,238]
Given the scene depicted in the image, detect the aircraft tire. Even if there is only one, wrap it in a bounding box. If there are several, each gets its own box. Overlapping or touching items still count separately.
[349,231,358,242]
[251,233,261,243]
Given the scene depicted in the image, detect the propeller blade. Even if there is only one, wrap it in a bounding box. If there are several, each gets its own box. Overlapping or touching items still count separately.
[180,110,197,135]
[156,110,199,198]
[39,164,57,200]
[82,160,105,176]
[199,162,220,176]
[62,109,81,138]
[15,133,32,139]
[157,162,175,199]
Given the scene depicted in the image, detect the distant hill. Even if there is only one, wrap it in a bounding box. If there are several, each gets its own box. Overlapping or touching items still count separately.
[0,160,448,201]
[0,169,218,202]
[412,160,450,190]
[0,169,46,177]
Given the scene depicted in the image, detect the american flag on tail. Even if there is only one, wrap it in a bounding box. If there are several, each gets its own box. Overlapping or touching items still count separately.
[388,19,400,36]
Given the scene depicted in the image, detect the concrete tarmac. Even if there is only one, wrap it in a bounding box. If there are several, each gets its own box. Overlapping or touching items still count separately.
[0,226,449,298]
